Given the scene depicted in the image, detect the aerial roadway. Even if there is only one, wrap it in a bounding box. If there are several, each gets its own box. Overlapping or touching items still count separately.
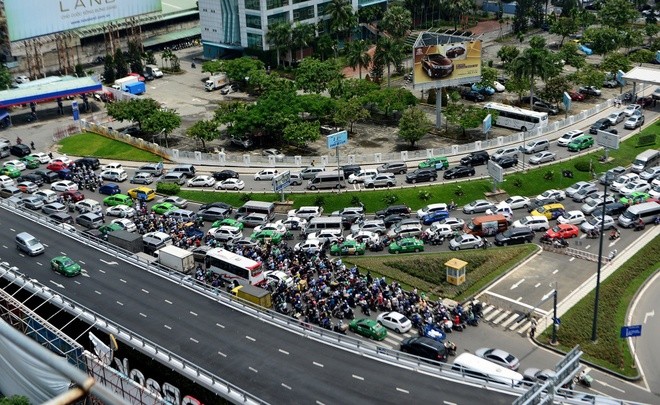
[0,208,516,404]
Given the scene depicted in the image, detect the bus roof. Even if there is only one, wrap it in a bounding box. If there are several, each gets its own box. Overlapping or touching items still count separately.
[207,248,261,268]
[483,102,548,118]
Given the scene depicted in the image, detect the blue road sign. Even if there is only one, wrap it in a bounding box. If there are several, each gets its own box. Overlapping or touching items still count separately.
[327,130,348,149]
[563,92,571,112]
[72,101,79,121]
[615,70,626,87]
[620,325,642,338]
[482,114,492,134]
[554,317,561,325]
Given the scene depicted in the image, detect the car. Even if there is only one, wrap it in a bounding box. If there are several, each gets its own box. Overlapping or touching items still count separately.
[400,336,448,362]
[578,86,601,96]
[351,219,387,235]
[10,144,31,157]
[449,234,482,250]
[230,136,253,149]
[377,311,412,333]
[158,196,189,209]
[275,216,307,231]
[491,147,519,163]
[416,203,449,219]
[557,210,586,225]
[254,222,287,236]
[33,189,57,204]
[462,199,494,214]
[250,229,283,244]
[581,215,616,232]
[497,156,519,169]
[388,237,424,254]
[581,195,616,215]
[74,157,100,170]
[61,190,85,202]
[443,166,475,179]
[417,156,449,171]
[364,173,396,188]
[653,86,660,100]
[620,191,651,206]
[531,203,565,220]
[16,180,38,193]
[239,213,269,228]
[137,162,164,177]
[348,318,388,340]
[529,151,556,164]
[330,207,365,227]
[105,204,136,218]
[536,189,565,202]
[611,173,640,193]
[187,175,216,187]
[603,79,618,88]
[287,206,323,220]
[623,115,645,129]
[197,206,231,222]
[422,223,453,240]
[493,81,506,92]
[98,223,124,235]
[421,53,454,78]
[435,217,463,231]
[51,180,78,192]
[572,184,599,202]
[348,169,377,184]
[599,167,627,185]
[22,195,44,210]
[130,172,154,185]
[589,118,613,134]
[215,178,245,190]
[619,181,651,197]
[294,239,323,254]
[502,196,529,211]
[463,90,485,102]
[19,156,39,169]
[151,202,176,215]
[649,184,660,199]
[567,90,585,101]
[264,270,294,288]
[330,239,366,256]
[377,161,407,175]
[494,227,534,246]
[622,104,642,116]
[212,218,244,231]
[460,150,489,166]
[565,181,593,198]
[199,201,234,213]
[253,169,278,181]
[474,347,520,371]
[375,205,411,219]
[100,169,128,182]
[51,156,73,167]
[103,194,133,207]
[46,161,69,172]
[50,256,82,277]
[127,186,155,201]
[208,226,242,243]
[445,46,466,58]
[545,224,579,239]
[405,168,437,183]
[0,175,14,187]
[42,202,67,215]
[523,368,557,383]
[34,169,59,184]
[606,111,626,126]
[472,83,495,96]
[532,101,559,115]
[421,210,450,225]
[0,166,21,178]
[98,183,121,195]
[262,148,285,161]
[567,135,594,152]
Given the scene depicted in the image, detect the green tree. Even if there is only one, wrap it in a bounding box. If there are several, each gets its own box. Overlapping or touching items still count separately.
[266,21,292,66]
[127,40,143,74]
[292,22,316,61]
[161,49,174,70]
[0,65,13,89]
[559,41,586,70]
[334,97,370,132]
[599,0,638,27]
[540,75,571,107]
[600,52,632,74]
[283,121,321,148]
[398,107,432,147]
[201,60,224,74]
[102,53,115,84]
[448,104,490,137]
[144,50,157,65]
[345,40,371,80]
[478,66,498,90]
[510,36,559,109]
[295,58,342,93]
[505,75,533,103]
[142,109,182,147]
[619,28,643,53]
[315,34,336,61]
[644,23,660,46]
[512,0,533,34]
[583,27,621,56]
[571,64,606,89]
[324,0,357,44]
[549,13,580,46]
[223,57,265,84]
[299,93,337,121]
[373,37,404,87]
[186,119,221,150]
[628,49,655,65]
[114,48,128,78]
[328,78,379,100]
[0,395,30,405]
[106,98,161,130]
[362,87,417,118]
[497,46,520,69]
[380,5,411,40]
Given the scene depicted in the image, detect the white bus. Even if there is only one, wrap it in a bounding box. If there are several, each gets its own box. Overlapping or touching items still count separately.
[204,248,265,286]
[484,102,548,132]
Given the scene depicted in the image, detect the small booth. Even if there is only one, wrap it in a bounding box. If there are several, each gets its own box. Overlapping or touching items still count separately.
[445,258,468,286]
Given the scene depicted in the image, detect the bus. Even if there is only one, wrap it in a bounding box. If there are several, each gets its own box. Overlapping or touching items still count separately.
[484,102,548,132]
[204,248,265,286]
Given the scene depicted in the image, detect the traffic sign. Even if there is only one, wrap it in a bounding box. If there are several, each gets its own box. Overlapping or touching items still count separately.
[72,101,79,121]
[272,170,291,193]
[563,92,572,112]
[482,114,492,134]
[597,130,620,150]
[620,324,642,338]
[327,130,348,149]
[487,160,503,183]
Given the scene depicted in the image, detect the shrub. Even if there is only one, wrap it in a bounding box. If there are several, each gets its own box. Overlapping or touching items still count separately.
[351,195,362,206]
[543,170,555,180]
[512,178,523,188]
[637,134,656,147]
[382,193,399,205]
[156,182,180,195]
[454,185,464,197]
[574,161,591,172]
[314,196,326,207]
[418,190,432,201]
[240,193,253,203]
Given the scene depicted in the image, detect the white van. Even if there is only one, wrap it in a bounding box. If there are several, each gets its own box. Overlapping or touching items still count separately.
[631,149,660,173]
[75,199,102,214]
[486,202,513,222]
[557,130,584,147]
[306,171,346,190]
[451,352,524,387]
[304,216,343,236]
[618,201,660,228]
[512,215,549,232]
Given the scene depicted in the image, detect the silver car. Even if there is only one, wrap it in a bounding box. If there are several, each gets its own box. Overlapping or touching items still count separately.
[449,233,482,250]
[462,199,494,214]
[364,173,396,188]
[130,172,154,185]
[529,151,556,165]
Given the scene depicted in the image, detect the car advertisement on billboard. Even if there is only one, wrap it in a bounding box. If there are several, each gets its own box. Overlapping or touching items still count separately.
[4,0,163,42]
[413,41,482,86]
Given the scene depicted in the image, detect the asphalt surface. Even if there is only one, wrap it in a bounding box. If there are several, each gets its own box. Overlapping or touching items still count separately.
[629,270,660,396]
[0,209,515,404]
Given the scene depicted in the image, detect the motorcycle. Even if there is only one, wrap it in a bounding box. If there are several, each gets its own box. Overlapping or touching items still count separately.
[634,222,646,231]
[574,371,593,388]
[586,230,600,239]
[609,231,620,240]
[429,234,445,246]
[444,341,457,356]
[332,322,348,335]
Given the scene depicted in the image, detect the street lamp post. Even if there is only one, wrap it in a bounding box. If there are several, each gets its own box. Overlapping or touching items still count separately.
[591,172,612,342]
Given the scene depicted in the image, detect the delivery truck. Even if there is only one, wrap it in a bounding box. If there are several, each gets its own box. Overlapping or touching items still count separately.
[113,75,139,91]
[107,230,143,253]
[231,285,272,308]
[156,245,195,274]
[125,81,146,95]
[145,64,163,78]
[205,73,228,91]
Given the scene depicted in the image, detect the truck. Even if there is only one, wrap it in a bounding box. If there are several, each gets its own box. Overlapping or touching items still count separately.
[231,285,272,308]
[205,73,228,91]
[113,75,139,91]
[156,245,195,274]
[145,64,163,78]
[107,230,143,253]
[125,81,146,95]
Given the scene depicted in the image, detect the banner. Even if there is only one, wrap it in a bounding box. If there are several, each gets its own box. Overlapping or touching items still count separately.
[413,41,482,86]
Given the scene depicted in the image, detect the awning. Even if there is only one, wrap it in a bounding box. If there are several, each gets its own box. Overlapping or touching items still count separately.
[143,27,201,48]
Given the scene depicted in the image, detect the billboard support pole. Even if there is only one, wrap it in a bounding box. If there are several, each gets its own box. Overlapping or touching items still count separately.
[435,87,442,129]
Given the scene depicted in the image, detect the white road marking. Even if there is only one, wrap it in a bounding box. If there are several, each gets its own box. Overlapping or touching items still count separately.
[98,269,106,274]
[595,379,625,393]
[534,282,541,288]
[396,387,409,394]
[164,325,171,330]
[190,311,198,316]
[510,278,525,290]
[316,401,326,405]
[81,271,90,278]
[644,310,655,324]
[79,261,85,265]
[352,374,364,381]
[444,401,457,405]
[585,245,591,249]
[552,269,559,275]
[165,299,172,304]
[50,280,64,288]
[1,245,6,249]
[218,351,227,357]
[281,383,291,390]
[516,297,523,301]
[36,262,42,266]
[569,257,575,262]
[141,288,150,294]
[9,228,14,232]
[313,361,324,367]
[279,349,289,355]
[99,259,117,265]
[94,290,101,295]
[139,313,147,318]
[119,278,126,283]
[190,337,199,343]
[216,323,225,328]
[249,367,258,373]
[74,280,80,285]
[580,234,586,239]
[116,301,123,306]
[246,335,256,341]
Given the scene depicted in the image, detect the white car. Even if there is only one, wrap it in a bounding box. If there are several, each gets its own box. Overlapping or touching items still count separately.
[493,81,506,92]
[565,181,593,198]
[216,178,245,190]
[187,175,216,187]
[536,189,565,202]
[649,184,660,199]
[275,216,307,231]
[529,151,556,165]
[34,189,57,203]
[307,230,342,245]
[348,169,377,184]
[449,233,483,250]
[462,199,494,214]
[4,160,26,171]
[611,173,640,192]
[557,210,586,225]
[287,206,323,220]
[265,270,294,288]
[51,180,78,192]
[504,196,531,210]
[29,152,51,164]
[346,230,380,245]
[130,172,154,185]
[208,226,242,242]
[111,218,137,232]
[100,169,128,182]
[416,203,448,219]
[581,215,616,232]
[262,149,285,161]
[622,104,642,116]
[640,166,660,182]
[423,223,453,239]
[557,130,584,147]
[623,115,644,129]
[105,204,136,218]
[158,196,189,208]
[253,222,287,236]
[0,175,14,187]
[376,311,412,333]
[102,162,123,171]
[581,194,615,215]
[294,239,323,254]
[619,180,651,197]
[254,169,278,181]
[606,111,626,125]
[438,217,465,230]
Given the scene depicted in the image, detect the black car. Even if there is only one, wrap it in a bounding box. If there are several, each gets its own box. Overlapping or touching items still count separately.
[443,166,475,179]
[211,170,239,181]
[494,227,535,246]
[591,202,627,219]
[400,336,448,363]
[589,118,613,134]
[375,204,411,219]
[497,156,518,168]
[199,201,234,214]
[463,90,485,102]
[17,174,44,186]
[383,214,406,229]
[421,54,454,78]
[460,150,489,166]
[142,71,155,81]
[405,168,437,184]
[341,165,362,177]
[34,169,59,184]
[10,144,31,157]
[527,198,557,212]
[74,157,100,170]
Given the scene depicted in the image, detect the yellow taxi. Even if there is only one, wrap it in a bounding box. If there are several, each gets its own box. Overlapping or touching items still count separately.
[530,203,565,220]
[127,186,156,201]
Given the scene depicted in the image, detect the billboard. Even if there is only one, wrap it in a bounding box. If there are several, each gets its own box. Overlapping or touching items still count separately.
[413,41,482,87]
[4,0,163,42]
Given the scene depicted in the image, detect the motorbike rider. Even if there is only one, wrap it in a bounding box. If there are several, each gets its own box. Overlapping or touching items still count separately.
[637,218,645,230]
[609,227,620,239]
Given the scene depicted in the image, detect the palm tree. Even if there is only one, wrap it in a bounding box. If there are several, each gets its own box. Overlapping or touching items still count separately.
[374,37,402,87]
[510,36,558,109]
[291,23,316,61]
[266,21,292,67]
[346,40,371,79]
[380,5,412,40]
[161,49,174,70]
[324,0,357,44]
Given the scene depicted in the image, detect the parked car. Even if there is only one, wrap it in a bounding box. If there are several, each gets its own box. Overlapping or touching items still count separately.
[567,135,595,152]
[460,150,489,166]
[443,166,475,179]
[463,90,485,102]
[578,86,601,96]
[474,347,520,371]
[405,168,437,183]
[449,234,483,250]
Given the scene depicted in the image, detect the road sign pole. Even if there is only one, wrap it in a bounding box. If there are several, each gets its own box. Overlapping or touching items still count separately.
[336,145,340,192]
[552,284,558,345]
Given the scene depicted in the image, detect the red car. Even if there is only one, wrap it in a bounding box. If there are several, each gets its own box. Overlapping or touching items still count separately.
[46,161,68,172]
[568,91,585,101]
[61,190,85,202]
[129,72,146,82]
[545,224,579,239]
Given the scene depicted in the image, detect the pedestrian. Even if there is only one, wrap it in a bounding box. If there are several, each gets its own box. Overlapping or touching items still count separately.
[530,317,537,339]
[310,160,315,167]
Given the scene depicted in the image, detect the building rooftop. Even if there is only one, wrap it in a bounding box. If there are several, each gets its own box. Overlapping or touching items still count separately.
[0,76,102,108]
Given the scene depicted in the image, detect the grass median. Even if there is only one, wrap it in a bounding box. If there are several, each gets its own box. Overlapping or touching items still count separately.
[539,235,659,377]
[58,132,163,162]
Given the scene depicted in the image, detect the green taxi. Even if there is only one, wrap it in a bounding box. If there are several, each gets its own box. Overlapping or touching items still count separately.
[567,135,594,152]
[50,256,82,277]
[103,193,133,207]
[348,318,388,340]
[99,223,123,235]
[250,229,283,244]
[388,237,425,254]
[20,156,40,169]
[1,166,21,178]
[212,218,244,230]
[151,202,176,214]
[330,239,366,256]
[620,192,650,206]
[418,156,449,170]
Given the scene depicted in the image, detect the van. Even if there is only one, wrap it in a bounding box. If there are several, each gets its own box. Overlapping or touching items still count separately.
[159,172,186,185]
[631,149,660,173]
[464,214,508,236]
[75,199,102,214]
[171,164,196,178]
[0,144,9,158]
[521,138,550,154]
[300,166,325,180]
[306,171,346,190]
[235,200,276,219]
[138,162,164,176]
[16,232,45,256]
[618,201,660,228]
[304,216,344,236]
[167,209,197,222]
[452,353,524,387]
[486,202,513,222]
[387,222,423,239]
[557,130,584,147]
[76,213,104,229]
[512,216,549,232]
